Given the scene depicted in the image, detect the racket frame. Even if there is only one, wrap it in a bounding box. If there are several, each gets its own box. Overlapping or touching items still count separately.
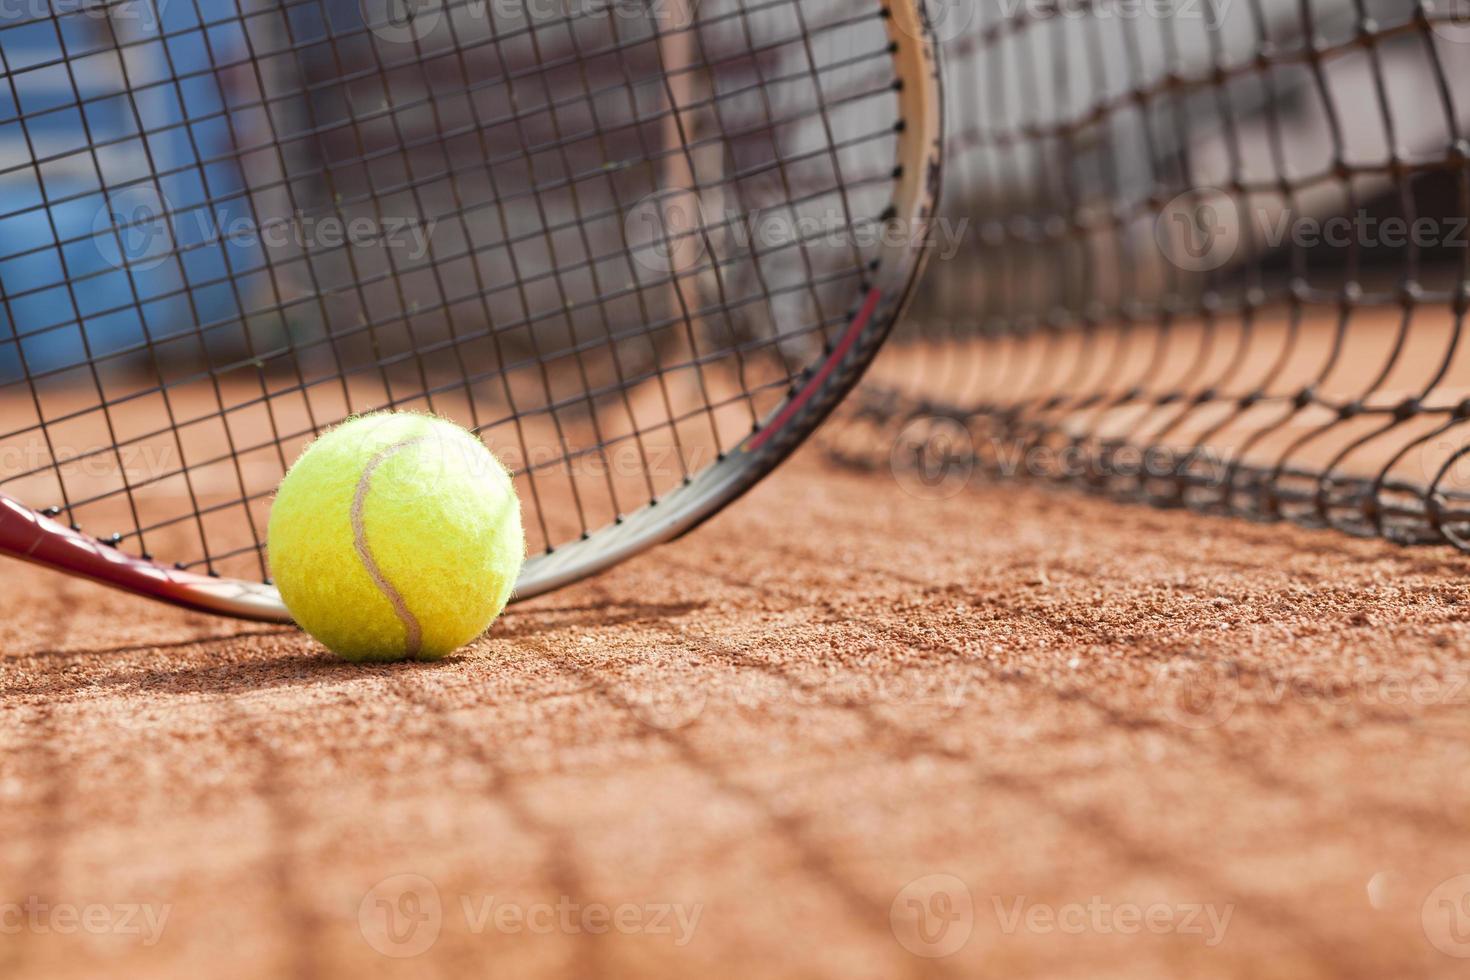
[0,0,944,622]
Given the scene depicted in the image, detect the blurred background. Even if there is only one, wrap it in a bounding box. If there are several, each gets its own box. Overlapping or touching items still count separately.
[829,0,1470,550]
[0,0,262,380]
[0,0,901,577]
[14,0,1468,569]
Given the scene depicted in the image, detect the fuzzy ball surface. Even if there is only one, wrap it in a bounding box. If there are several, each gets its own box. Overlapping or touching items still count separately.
[268,413,525,662]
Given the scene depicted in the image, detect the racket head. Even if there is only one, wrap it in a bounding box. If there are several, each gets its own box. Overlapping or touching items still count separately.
[0,0,942,619]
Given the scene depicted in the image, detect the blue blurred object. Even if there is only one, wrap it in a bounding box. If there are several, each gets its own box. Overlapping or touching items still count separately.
[0,2,262,383]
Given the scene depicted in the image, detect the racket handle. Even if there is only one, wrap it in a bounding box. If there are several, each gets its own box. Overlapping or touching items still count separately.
[0,492,290,623]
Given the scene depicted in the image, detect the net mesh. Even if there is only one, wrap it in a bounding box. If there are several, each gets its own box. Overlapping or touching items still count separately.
[824,0,1470,548]
[0,0,908,580]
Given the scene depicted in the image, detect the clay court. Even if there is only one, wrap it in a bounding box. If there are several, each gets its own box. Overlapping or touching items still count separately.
[5,0,1470,977]
[5,432,1470,978]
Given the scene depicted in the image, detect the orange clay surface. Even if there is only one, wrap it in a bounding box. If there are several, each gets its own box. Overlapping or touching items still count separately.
[3,445,1470,979]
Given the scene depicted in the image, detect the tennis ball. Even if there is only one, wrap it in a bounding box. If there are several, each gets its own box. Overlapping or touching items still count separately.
[268,412,524,662]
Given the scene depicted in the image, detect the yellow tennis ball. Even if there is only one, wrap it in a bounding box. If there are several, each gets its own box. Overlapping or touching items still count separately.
[268,412,525,662]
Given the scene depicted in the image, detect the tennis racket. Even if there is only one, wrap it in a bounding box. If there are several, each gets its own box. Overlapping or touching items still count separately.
[0,0,942,620]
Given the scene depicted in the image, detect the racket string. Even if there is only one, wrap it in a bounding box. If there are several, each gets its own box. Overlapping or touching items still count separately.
[1,0,911,575]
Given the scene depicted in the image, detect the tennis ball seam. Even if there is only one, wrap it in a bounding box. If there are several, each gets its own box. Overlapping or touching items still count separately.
[350,436,428,658]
